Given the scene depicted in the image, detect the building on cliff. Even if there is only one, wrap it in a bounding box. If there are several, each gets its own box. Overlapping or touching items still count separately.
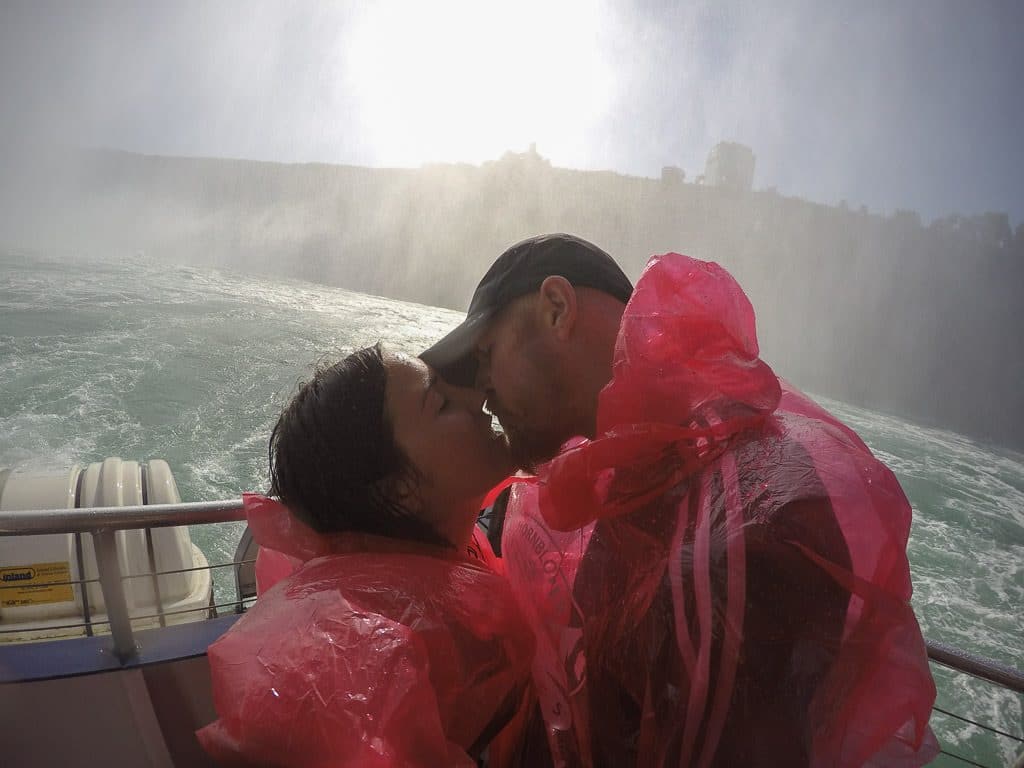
[704,141,755,191]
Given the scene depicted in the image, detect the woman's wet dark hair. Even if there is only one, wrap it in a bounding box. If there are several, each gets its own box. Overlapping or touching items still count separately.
[269,343,446,546]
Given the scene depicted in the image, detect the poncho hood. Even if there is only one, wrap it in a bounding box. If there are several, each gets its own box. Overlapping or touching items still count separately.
[539,253,782,531]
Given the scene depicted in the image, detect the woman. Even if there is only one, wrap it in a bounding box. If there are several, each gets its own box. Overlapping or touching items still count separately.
[197,344,538,768]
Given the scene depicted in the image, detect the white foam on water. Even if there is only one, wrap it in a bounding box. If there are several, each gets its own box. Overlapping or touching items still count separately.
[3,251,1022,765]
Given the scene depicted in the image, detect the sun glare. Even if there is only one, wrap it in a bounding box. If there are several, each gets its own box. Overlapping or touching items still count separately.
[345,0,613,167]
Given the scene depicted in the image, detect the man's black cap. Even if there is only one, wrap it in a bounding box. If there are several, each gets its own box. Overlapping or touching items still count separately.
[421,233,633,386]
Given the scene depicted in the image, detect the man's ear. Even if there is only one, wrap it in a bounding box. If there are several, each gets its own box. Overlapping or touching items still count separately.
[538,276,577,341]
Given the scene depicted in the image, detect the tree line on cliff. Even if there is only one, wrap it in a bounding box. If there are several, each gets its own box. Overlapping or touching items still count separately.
[3,148,1021,449]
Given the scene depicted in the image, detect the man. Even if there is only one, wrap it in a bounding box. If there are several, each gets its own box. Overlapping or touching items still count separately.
[422,233,936,766]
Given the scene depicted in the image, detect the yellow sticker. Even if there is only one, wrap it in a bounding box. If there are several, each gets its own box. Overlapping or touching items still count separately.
[0,561,75,607]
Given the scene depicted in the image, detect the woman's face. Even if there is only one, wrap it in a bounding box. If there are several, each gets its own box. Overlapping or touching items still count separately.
[385,352,512,535]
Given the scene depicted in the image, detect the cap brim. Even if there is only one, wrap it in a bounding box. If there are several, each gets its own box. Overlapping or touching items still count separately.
[419,310,493,387]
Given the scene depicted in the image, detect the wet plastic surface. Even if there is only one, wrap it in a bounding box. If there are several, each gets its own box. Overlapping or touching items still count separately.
[502,253,938,767]
[198,495,533,767]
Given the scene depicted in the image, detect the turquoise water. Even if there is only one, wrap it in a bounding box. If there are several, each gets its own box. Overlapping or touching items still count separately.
[1,250,1020,765]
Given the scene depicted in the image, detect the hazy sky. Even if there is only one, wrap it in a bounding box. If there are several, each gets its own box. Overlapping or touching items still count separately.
[2,0,1022,224]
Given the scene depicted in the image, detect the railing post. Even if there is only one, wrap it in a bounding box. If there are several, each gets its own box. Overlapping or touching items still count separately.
[93,528,137,662]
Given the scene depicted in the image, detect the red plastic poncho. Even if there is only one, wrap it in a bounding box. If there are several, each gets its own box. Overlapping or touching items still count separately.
[198,494,535,768]
[502,253,938,767]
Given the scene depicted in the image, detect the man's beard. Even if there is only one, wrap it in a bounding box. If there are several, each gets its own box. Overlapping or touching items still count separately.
[504,423,567,473]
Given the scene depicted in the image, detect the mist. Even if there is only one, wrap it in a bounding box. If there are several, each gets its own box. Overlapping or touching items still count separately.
[1,0,1022,447]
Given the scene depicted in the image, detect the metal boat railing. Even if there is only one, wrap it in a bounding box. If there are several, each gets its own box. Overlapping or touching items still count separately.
[926,639,1023,767]
[0,499,247,659]
[1,499,1021,766]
